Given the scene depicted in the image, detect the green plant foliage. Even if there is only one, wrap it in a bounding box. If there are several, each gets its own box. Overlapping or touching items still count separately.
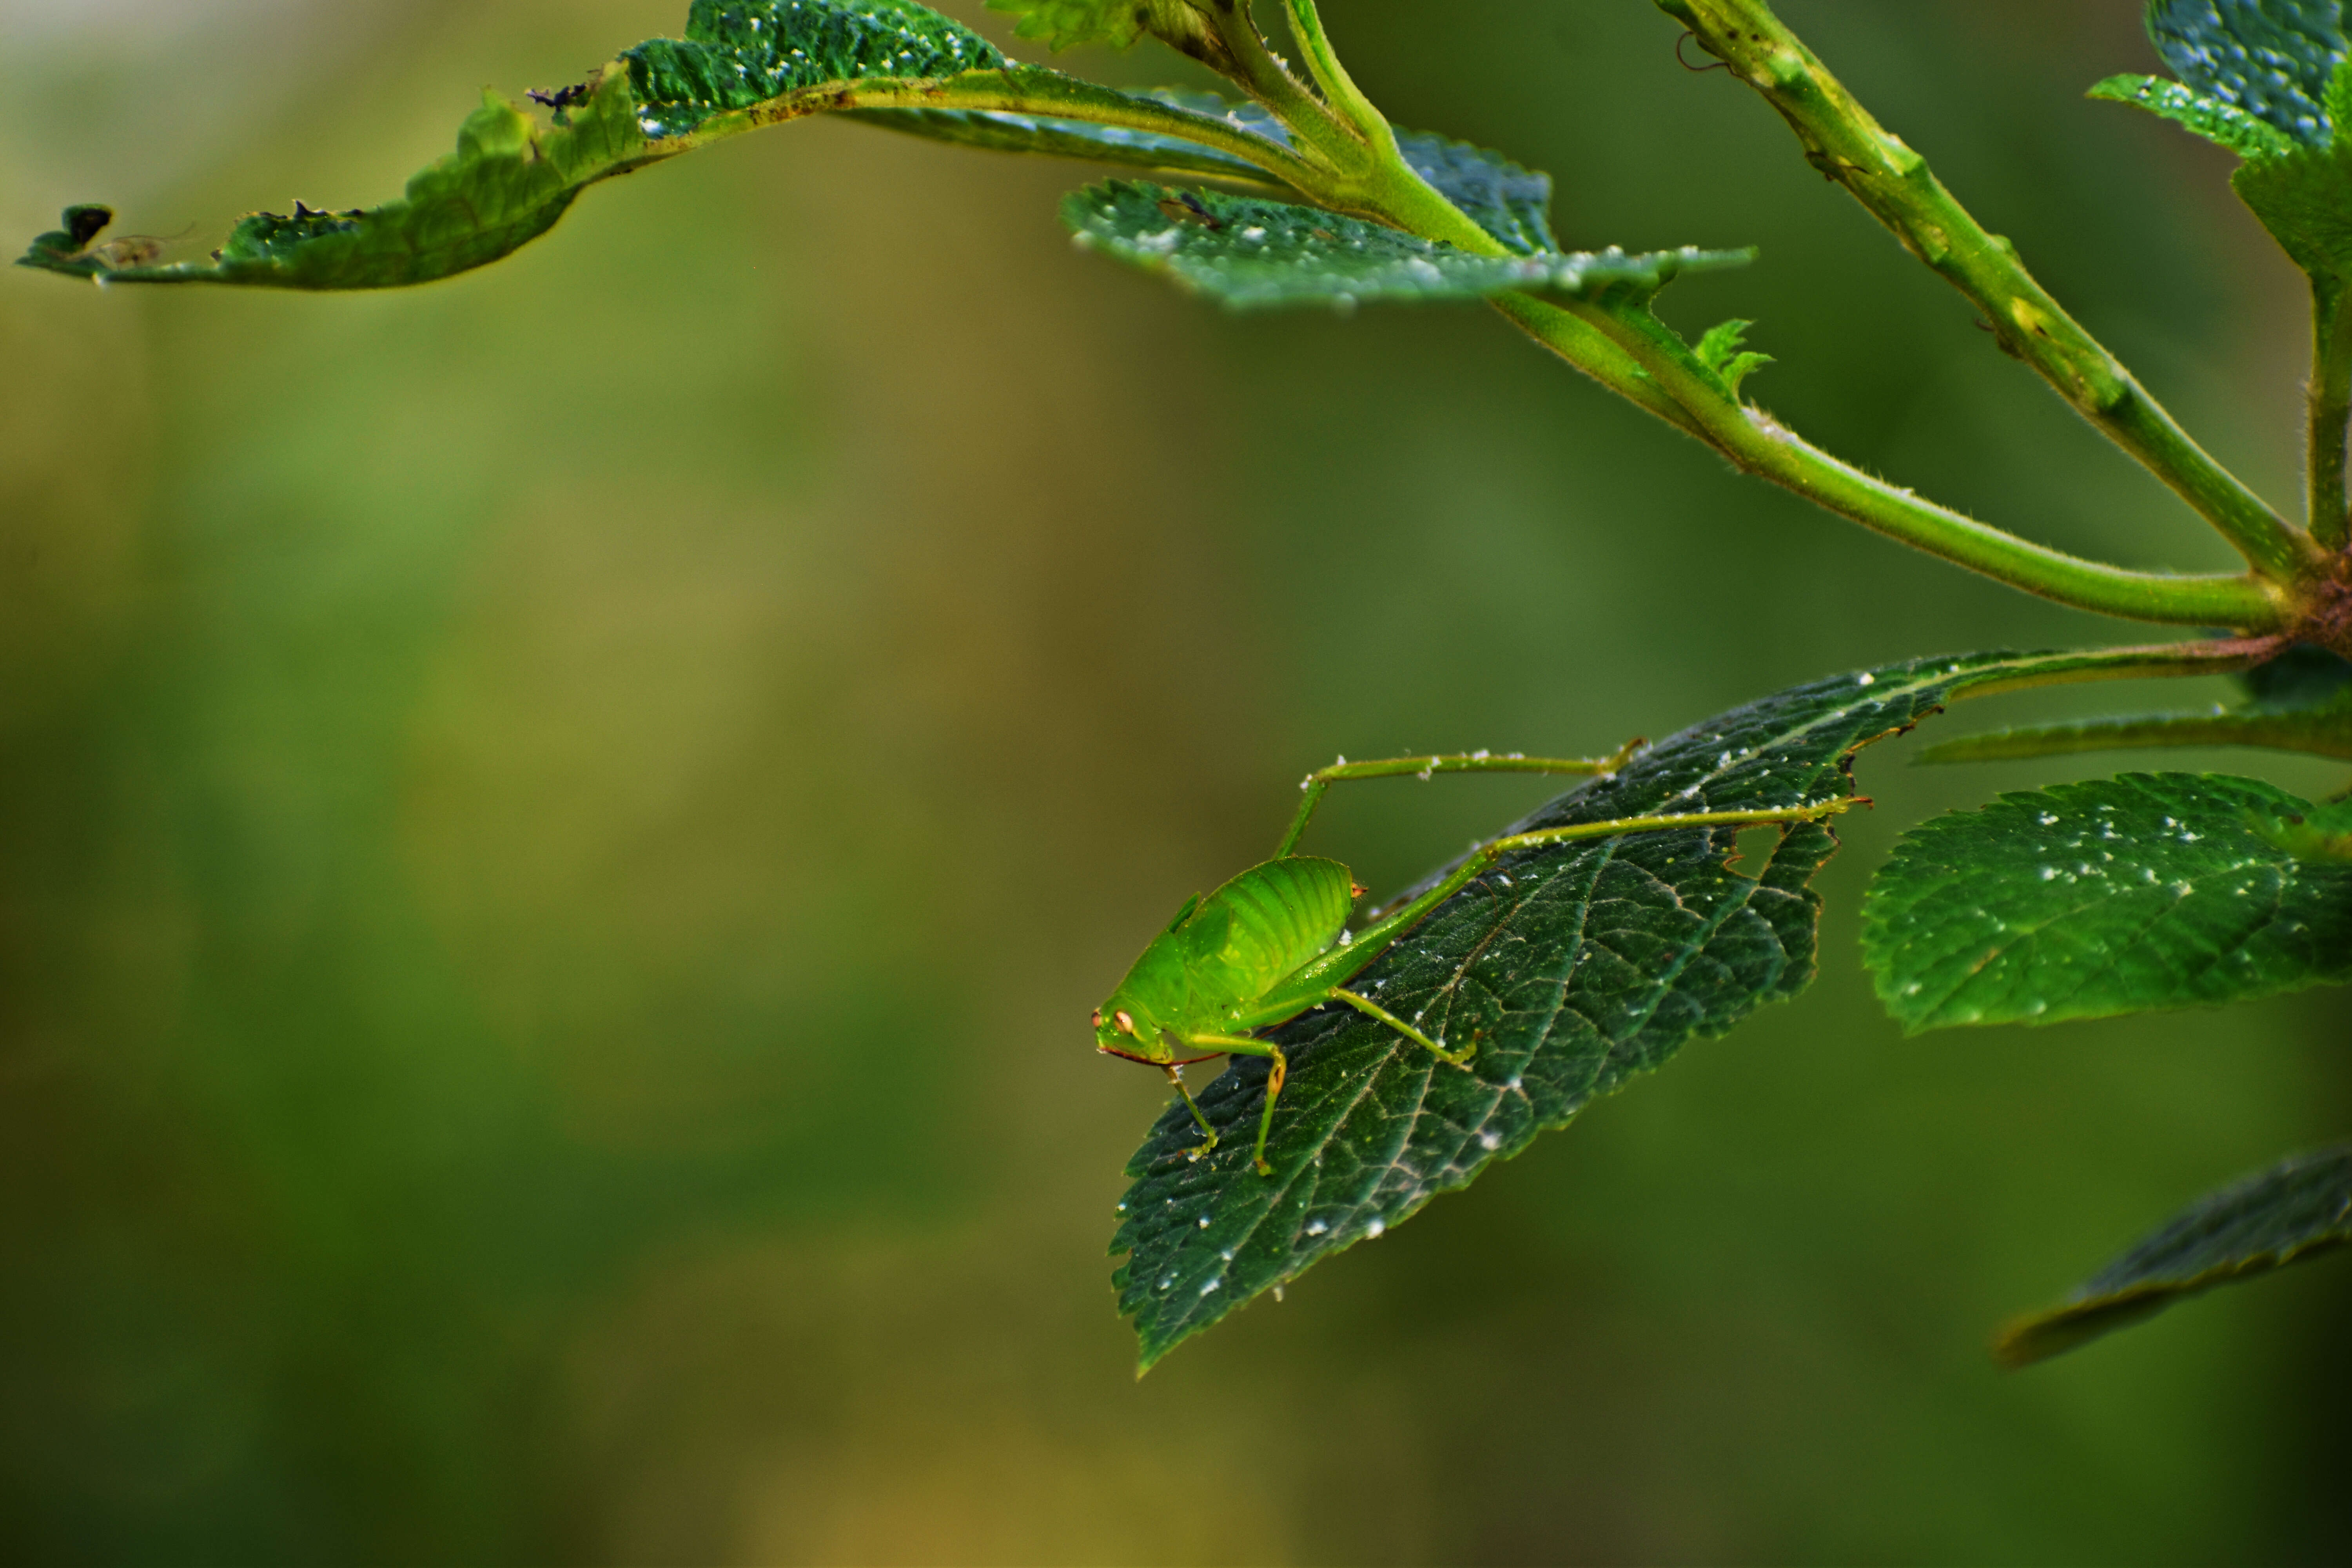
[857,89,1563,253]
[13,0,1284,290]
[2088,74,2296,159]
[1862,773,2352,1033]
[2146,0,2346,146]
[19,81,649,289]
[2101,6,2352,291]
[1695,318,1773,396]
[1913,645,2352,764]
[848,104,1287,187]
[1997,1143,2352,1366]
[2250,796,2352,858]
[1111,649,2140,1368]
[623,0,1005,139]
[987,0,1202,52]
[1392,127,1559,256]
[1063,181,1746,312]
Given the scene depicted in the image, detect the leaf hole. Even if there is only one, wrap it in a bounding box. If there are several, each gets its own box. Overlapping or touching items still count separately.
[1727,823,1782,879]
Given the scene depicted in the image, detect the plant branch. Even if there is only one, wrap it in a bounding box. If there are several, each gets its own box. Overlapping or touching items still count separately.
[1564,299,2286,629]
[1657,0,2321,584]
[2312,278,2352,550]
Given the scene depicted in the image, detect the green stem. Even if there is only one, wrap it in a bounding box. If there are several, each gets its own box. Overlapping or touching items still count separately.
[1278,0,1392,149]
[1490,294,1708,435]
[1568,301,2286,628]
[2312,278,2352,550]
[1657,0,2319,584]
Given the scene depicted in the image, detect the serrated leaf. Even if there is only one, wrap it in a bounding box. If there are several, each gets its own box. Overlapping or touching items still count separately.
[623,0,1005,139]
[1695,317,1772,396]
[1913,642,2352,764]
[2147,0,2347,146]
[1063,180,1746,312]
[2089,73,2296,158]
[1997,1143,2352,1366]
[1111,648,2167,1369]
[2097,10,2352,289]
[22,0,1298,290]
[2229,107,2352,281]
[1862,773,2352,1033]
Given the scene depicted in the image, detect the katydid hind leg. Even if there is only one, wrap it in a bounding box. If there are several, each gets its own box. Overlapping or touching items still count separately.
[1329,985,1476,1066]
[1276,744,1648,858]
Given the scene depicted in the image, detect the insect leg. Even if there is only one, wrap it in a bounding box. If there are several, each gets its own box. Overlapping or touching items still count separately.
[1163,1065,1219,1160]
[1167,1033,1290,1176]
[1274,744,1648,858]
[1327,987,1475,1065]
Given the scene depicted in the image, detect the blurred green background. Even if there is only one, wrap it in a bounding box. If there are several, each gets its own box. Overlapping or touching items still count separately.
[4,1,2349,1561]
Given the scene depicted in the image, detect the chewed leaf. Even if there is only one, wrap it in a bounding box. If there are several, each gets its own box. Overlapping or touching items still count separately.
[2090,73,2296,158]
[19,82,647,289]
[2147,0,2347,146]
[1997,1144,2352,1367]
[1063,180,1747,312]
[1111,648,2188,1370]
[16,0,1298,290]
[1861,773,2352,1033]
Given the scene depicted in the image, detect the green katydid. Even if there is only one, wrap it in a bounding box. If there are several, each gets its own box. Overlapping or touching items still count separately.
[1093,744,1864,1174]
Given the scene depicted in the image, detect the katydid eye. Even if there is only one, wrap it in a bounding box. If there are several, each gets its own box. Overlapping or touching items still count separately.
[1114,1010,1137,1035]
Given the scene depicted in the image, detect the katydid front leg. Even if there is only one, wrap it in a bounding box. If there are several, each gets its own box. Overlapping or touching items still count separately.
[1276,740,1647,858]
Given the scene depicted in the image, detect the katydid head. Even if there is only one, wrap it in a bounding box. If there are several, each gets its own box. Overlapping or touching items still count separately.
[1093,913,1194,1064]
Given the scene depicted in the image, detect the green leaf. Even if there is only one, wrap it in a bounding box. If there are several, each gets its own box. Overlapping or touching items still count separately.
[2229,96,2352,283]
[1111,648,2161,1369]
[1695,317,1773,396]
[2145,0,2347,146]
[19,80,649,289]
[2097,10,2352,288]
[1392,127,1560,256]
[2088,73,2296,158]
[863,87,1566,255]
[1063,180,1748,312]
[1861,772,2352,1034]
[846,103,1287,187]
[987,0,1207,51]
[1996,1143,2352,1367]
[2241,639,2352,707]
[622,0,1005,140]
[2249,795,2352,858]
[18,0,1296,291]
[1912,643,2352,764]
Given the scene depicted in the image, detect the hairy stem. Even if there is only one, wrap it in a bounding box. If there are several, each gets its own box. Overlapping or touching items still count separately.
[1567,301,2286,628]
[2313,278,2352,550]
[1657,0,2319,583]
